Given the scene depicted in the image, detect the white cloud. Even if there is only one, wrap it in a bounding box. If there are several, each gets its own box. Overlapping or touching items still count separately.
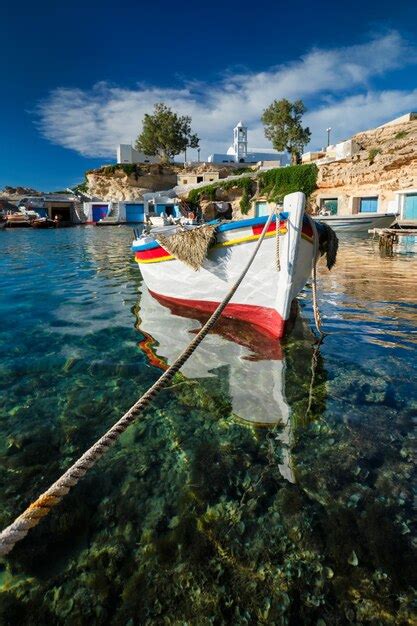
[36,31,416,159]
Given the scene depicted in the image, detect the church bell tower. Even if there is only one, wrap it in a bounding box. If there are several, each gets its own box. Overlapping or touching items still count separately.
[233,121,248,162]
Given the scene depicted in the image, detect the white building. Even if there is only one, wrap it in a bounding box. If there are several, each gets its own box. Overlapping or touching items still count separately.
[208,121,289,165]
[116,144,159,165]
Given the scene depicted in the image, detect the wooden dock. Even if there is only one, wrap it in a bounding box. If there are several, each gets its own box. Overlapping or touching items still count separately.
[368,222,417,254]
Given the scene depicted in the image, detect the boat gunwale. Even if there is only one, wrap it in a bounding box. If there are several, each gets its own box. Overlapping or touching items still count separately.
[131,212,293,252]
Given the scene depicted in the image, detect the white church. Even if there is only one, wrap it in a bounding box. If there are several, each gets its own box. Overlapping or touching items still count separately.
[208,121,289,165]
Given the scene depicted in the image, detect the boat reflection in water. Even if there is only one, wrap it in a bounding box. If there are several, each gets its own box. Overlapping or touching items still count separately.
[136,287,322,484]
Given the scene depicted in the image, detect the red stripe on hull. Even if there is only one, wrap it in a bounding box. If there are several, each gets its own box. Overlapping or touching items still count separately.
[149,290,286,339]
[252,220,286,235]
[135,245,169,261]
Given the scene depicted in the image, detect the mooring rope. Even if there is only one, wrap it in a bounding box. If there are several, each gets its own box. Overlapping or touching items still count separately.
[275,213,281,272]
[0,212,277,558]
[309,218,323,336]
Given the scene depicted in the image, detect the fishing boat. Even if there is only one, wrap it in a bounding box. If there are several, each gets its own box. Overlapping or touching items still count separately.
[132,192,337,339]
[312,212,396,233]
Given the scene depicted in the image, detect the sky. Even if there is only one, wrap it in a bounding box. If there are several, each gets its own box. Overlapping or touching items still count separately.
[1,0,417,191]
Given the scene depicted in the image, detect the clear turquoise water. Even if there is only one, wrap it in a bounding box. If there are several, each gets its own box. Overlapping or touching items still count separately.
[0,226,416,624]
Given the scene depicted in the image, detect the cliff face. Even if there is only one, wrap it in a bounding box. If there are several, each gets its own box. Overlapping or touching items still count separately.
[311,120,417,212]
[85,163,240,201]
[85,164,180,201]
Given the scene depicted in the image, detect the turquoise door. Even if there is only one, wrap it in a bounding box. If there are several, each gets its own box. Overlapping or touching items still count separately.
[125,203,144,222]
[404,194,417,220]
[256,202,269,217]
[359,197,378,213]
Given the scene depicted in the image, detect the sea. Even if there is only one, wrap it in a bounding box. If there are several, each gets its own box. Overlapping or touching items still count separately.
[0,226,416,625]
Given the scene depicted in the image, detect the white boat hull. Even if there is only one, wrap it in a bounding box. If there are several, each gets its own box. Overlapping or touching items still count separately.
[132,193,318,339]
[313,212,396,232]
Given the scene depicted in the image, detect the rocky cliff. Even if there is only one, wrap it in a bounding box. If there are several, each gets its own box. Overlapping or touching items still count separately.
[84,164,180,201]
[84,162,241,201]
[310,120,417,211]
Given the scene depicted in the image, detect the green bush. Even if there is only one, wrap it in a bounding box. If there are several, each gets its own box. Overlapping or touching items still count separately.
[394,130,408,140]
[187,164,318,211]
[187,175,255,206]
[73,177,88,194]
[100,164,140,177]
[258,163,318,202]
[368,148,381,162]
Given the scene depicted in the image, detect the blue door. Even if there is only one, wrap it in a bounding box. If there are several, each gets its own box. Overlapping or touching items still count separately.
[92,204,108,222]
[256,202,269,217]
[125,203,144,222]
[404,194,417,220]
[359,197,378,213]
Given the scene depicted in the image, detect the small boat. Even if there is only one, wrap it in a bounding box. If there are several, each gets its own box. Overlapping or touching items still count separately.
[312,212,396,233]
[31,217,55,229]
[5,213,32,228]
[132,192,337,339]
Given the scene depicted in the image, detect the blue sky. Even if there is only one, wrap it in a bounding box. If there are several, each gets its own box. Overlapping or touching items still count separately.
[2,0,417,190]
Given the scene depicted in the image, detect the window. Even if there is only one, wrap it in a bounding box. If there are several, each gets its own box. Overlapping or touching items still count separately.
[320,198,338,215]
[197,176,203,183]
[359,197,378,213]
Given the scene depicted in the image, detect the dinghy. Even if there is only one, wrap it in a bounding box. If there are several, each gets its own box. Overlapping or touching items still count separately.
[312,212,396,233]
[132,192,336,339]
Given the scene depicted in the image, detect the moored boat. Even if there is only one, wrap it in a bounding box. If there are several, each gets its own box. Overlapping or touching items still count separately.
[132,192,336,339]
[31,217,55,229]
[5,213,32,228]
[312,212,396,232]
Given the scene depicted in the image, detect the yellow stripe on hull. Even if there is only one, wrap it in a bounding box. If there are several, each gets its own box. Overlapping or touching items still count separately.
[134,226,310,265]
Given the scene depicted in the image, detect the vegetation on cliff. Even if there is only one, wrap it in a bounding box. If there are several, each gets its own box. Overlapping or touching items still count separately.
[187,164,318,213]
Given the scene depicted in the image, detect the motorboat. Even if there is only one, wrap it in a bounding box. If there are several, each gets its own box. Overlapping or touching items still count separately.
[313,212,396,233]
[31,217,55,229]
[4,212,32,228]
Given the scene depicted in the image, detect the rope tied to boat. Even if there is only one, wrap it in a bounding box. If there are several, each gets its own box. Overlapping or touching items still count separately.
[0,212,277,558]
[275,211,281,272]
[310,217,323,336]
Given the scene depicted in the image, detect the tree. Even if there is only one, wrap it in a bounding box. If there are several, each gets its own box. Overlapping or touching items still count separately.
[261,99,311,165]
[135,103,200,163]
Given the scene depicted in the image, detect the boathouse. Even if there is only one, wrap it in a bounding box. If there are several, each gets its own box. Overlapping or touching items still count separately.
[18,194,82,223]
[83,201,112,223]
